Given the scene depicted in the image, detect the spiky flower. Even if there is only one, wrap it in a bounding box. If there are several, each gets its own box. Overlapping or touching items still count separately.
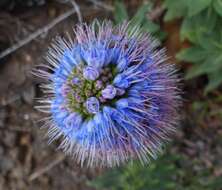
[34,20,181,167]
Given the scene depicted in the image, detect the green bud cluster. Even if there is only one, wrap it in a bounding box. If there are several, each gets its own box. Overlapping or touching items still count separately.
[64,64,116,117]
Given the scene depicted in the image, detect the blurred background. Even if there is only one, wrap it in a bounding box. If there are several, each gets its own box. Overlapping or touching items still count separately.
[0,0,222,189]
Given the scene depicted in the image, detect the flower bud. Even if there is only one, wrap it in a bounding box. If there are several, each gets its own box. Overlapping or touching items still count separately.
[102,85,117,100]
[83,66,99,81]
[85,97,100,114]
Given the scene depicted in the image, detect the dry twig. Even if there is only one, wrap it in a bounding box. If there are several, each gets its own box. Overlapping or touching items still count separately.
[87,0,113,11]
[70,0,83,22]
[0,8,76,60]
[0,0,115,60]
[148,5,165,21]
[29,154,65,181]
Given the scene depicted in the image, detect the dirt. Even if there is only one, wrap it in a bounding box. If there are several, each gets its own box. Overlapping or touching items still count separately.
[0,1,108,189]
[0,1,222,190]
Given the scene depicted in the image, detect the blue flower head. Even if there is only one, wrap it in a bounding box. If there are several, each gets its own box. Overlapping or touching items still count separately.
[34,20,181,167]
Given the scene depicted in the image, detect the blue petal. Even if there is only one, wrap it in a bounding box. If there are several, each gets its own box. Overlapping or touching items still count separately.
[113,74,130,89]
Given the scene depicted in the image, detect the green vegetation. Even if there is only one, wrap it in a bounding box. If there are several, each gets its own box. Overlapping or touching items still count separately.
[88,150,222,190]
[114,0,166,40]
[87,1,222,189]
[164,0,222,93]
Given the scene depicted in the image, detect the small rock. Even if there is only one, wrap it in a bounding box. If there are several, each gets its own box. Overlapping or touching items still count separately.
[0,108,6,127]
[0,146,4,156]
[0,155,14,175]
[2,131,16,148]
[0,176,5,190]
[22,85,35,105]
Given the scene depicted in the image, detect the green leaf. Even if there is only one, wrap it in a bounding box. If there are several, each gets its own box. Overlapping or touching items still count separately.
[88,149,222,189]
[134,3,167,41]
[163,0,188,21]
[156,30,168,41]
[180,17,198,42]
[186,54,222,79]
[113,1,165,42]
[142,20,160,33]
[213,0,222,17]
[130,3,151,27]
[205,69,222,93]
[176,47,207,62]
[187,0,212,17]
[114,0,128,24]
[88,153,183,190]
[180,9,217,43]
